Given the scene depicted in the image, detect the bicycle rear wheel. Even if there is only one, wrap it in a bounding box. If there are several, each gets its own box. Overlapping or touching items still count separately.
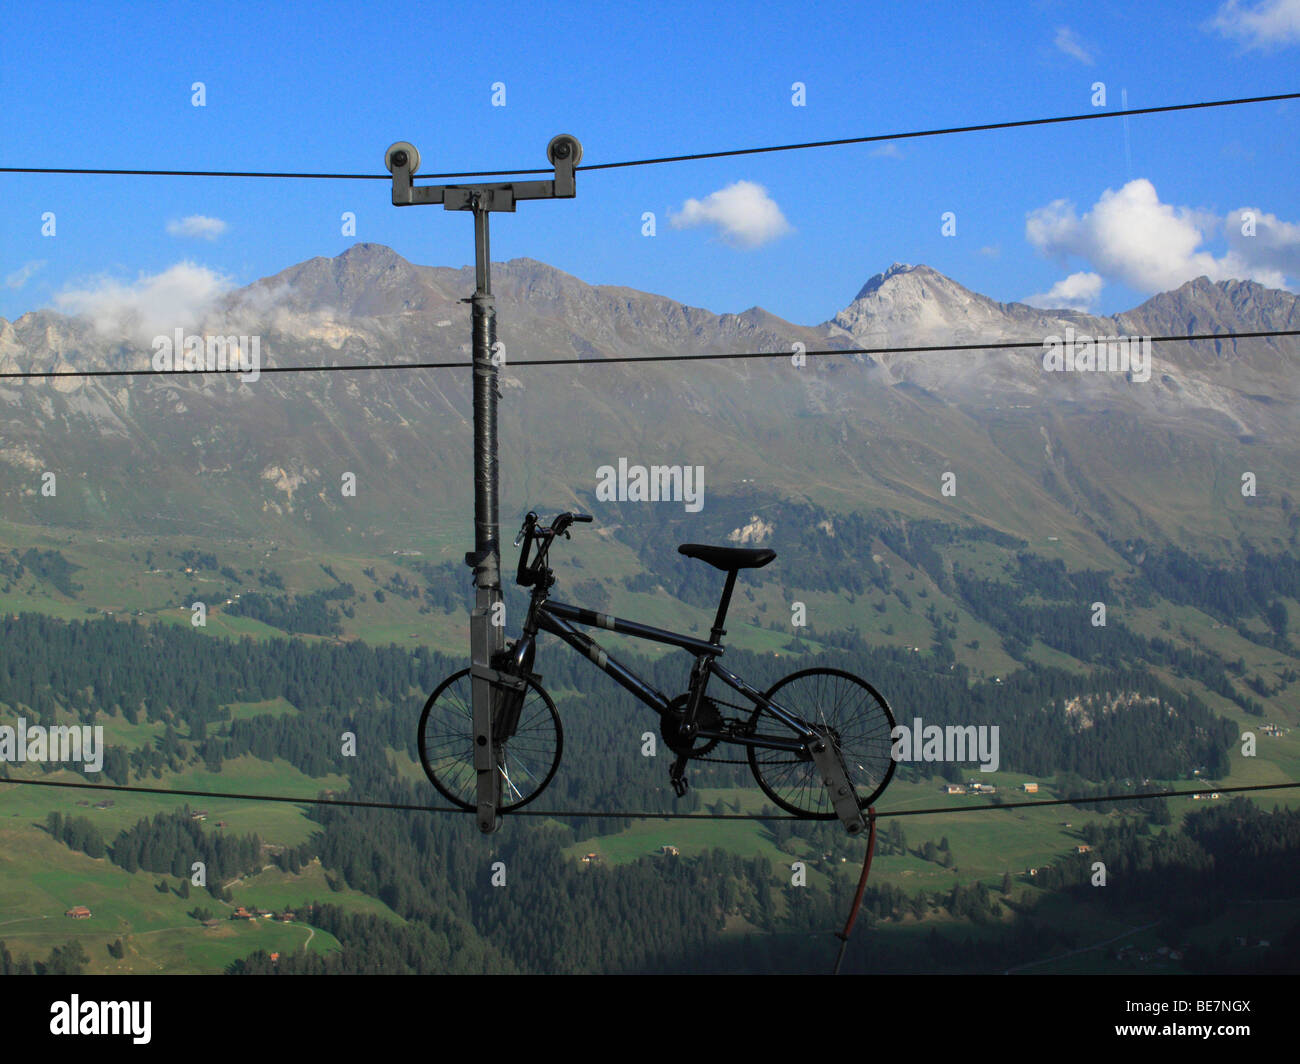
[418,668,563,812]
[747,667,896,818]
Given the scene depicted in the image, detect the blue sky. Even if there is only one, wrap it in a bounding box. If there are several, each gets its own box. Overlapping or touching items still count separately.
[2,0,1298,330]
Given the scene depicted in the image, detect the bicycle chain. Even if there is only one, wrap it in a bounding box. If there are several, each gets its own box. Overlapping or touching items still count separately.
[690,694,760,765]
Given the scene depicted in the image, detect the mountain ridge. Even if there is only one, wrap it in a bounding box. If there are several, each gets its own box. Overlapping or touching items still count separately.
[1,243,1296,563]
[4,243,1298,355]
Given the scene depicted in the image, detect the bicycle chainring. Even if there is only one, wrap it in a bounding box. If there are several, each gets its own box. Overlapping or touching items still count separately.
[661,694,724,757]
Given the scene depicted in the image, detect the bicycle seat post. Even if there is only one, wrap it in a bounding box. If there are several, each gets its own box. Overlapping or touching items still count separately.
[709,568,739,646]
[679,567,738,743]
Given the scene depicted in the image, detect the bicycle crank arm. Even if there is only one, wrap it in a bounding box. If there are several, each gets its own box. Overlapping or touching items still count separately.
[807,736,867,835]
[669,753,690,797]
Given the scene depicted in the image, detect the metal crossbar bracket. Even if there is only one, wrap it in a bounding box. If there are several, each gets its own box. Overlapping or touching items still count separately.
[387,134,580,833]
[387,134,578,211]
[808,737,868,835]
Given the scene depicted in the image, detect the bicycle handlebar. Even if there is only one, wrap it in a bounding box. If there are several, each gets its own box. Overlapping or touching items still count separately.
[515,511,592,586]
[552,511,593,535]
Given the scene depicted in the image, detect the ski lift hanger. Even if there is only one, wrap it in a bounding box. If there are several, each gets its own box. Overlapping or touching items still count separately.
[384,132,582,834]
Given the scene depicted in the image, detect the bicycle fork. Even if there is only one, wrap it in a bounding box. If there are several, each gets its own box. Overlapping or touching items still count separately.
[490,633,537,741]
[807,733,868,835]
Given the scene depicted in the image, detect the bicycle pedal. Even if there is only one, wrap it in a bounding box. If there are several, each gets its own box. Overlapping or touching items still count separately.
[671,776,689,798]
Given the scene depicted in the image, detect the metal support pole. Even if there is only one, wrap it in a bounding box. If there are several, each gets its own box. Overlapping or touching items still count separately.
[385,133,580,834]
[468,204,504,833]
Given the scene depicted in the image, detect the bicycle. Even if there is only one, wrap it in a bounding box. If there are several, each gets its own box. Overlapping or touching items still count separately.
[418,510,897,832]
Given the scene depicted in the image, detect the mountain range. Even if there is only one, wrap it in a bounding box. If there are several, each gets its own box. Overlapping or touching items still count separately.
[1,243,1297,566]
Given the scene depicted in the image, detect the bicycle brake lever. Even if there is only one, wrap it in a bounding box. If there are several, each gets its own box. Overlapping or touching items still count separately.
[515,510,540,548]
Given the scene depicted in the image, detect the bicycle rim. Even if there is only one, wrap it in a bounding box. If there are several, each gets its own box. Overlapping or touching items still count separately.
[747,667,896,818]
[418,668,564,812]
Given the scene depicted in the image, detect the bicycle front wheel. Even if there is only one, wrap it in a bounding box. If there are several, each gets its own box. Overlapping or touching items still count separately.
[418,668,563,812]
[747,667,896,818]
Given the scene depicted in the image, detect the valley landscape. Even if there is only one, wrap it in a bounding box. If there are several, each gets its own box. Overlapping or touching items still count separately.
[1,244,1297,975]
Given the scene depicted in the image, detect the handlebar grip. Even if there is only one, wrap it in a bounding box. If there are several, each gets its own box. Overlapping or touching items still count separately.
[572,513,593,523]
[516,515,537,587]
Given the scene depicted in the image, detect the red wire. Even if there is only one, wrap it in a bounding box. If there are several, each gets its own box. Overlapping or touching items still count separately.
[833,807,877,974]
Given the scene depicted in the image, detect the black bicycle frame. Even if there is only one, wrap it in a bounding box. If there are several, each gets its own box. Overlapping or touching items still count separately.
[529,599,812,755]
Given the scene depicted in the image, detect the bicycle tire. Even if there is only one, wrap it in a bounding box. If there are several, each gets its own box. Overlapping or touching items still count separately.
[747,667,896,818]
[418,667,563,812]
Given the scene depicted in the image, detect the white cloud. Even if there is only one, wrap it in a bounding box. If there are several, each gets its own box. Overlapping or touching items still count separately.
[1024,271,1103,311]
[5,260,46,290]
[870,143,903,159]
[53,262,234,342]
[1225,207,1300,276]
[1208,0,1300,49]
[1054,26,1095,64]
[166,215,228,240]
[978,245,1001,258]
[668,180,793,248]
[1025,179,1294,293]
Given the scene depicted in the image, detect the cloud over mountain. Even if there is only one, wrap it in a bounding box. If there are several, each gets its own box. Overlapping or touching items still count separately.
[1024,271,1103,311]
[1026,179,1297,293]
[53,262,234,343]
[669,181,793,248]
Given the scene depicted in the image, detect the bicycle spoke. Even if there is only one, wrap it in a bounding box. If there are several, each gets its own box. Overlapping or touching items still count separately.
[748,668,896,818]
[419,669,564,811]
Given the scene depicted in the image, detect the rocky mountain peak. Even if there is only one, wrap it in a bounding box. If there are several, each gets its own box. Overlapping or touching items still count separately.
[853,262,919,300]
[831,262,1011,342]
[240,242,445,318]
